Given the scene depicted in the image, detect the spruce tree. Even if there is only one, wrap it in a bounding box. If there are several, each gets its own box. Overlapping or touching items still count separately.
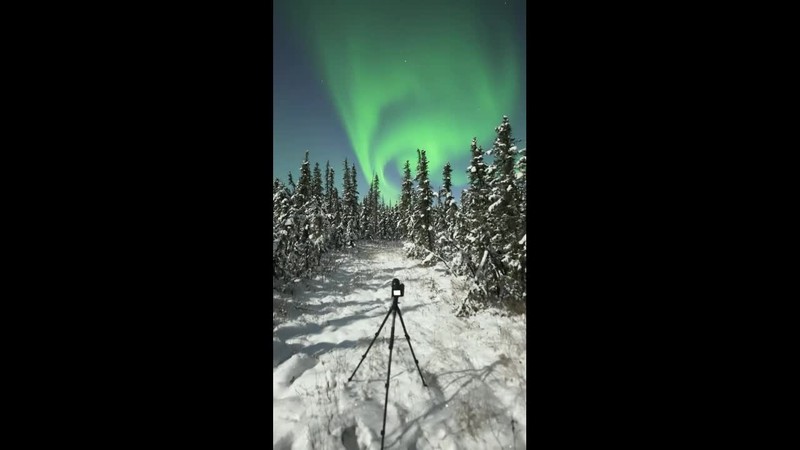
[332,184,342,248]
[306,159,329,264]
[363,177,374,239]
[441,162,453,204]
[412,149,434,254]
[435,162,458,261]
[463,137,490,277]
[273,177,294,281]
[289,152,314,276]
[399,160,413,239]
[350,164,360,239]
[377,199,388,240]
[515,146,527,310]
[516,147,527,235]
[342,160,352,245]
[341,159,361,246]
[295,151,312,208]
[370,174,380,240]
[359,195,369,239]
[488,116,520,226]
[312,162,323,203]
[324,162,334,207]
[480,116,524,308]
[437,162,453,233]
[324,161,341,249]
[455,137,498,314]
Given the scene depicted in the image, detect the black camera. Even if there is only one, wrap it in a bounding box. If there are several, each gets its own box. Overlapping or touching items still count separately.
[391,278,404,297]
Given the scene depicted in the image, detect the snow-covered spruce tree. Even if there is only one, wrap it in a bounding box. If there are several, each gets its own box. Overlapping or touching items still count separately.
[485,116,524,310]
[275,172,304,282]
[330,183,342,248]
[389,204,396,238]
[516,147,526,233]
[383,200,395,240]
[369,174,381,240]
[435,162,458,258]
[285,151,329,279]
[362,176,376,240]
[410,149,435,258]
[306,197,329,267]
[463,137,491,276]
[440,162,453,214]
[324,161,334,208]
[456,137,497,315]
[305,160,330,266]
[389,201,400,240]
[341,159,362,247]
[398,160,413,239]
[341,160,353,246]
[393,201,400,238]
[359,195,370,240]
[350,164,361,239]
[433,174,442,231]
[445,182,459,254]
[273,177,294,282]
[451,187,469,273]
[295,151,312,207]
[377,200,388,240]
[322,160,337,246]
[312,162,323,203]
[324,161,342,250]
[515,146,527,308]
[276,170,298,276]
[287,151,314,278]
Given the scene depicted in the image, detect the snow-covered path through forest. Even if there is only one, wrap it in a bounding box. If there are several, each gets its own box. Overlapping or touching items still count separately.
[273,241,526,450]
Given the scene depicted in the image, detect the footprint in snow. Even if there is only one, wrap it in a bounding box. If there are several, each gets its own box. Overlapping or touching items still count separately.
[273,353,318,392]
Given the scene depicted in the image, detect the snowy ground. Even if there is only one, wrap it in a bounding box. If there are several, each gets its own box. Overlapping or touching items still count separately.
[273,241,526,450]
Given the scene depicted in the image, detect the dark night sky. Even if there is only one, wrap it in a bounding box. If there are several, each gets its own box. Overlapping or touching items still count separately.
[273,0,526,202]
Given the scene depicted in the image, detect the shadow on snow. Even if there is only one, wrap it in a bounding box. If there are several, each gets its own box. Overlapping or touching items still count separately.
[273,301,442,367]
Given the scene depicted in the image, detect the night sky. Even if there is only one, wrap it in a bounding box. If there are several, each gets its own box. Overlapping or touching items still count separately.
[273,0,526,202]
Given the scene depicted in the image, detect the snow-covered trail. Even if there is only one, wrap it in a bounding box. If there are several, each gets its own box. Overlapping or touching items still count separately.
[273,241,526,450]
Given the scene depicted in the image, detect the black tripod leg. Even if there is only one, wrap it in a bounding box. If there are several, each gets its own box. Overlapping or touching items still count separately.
[347,305,394,382]
[395,306,428,387]
[380,306,398,450]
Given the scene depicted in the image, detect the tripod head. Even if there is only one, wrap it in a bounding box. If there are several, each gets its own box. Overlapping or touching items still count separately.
[391,278,404,298]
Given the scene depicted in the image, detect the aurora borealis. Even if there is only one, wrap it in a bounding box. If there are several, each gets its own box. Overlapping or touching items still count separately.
[274,0,526,201]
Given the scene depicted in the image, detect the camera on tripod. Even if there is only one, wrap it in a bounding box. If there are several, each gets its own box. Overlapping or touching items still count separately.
[391,278,404,298]
[349,276,425,449]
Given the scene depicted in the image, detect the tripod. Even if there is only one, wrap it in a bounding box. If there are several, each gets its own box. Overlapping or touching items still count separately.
[347,295,427,450]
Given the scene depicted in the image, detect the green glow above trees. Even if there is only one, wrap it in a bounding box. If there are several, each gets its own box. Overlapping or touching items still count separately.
[282,0,524,200]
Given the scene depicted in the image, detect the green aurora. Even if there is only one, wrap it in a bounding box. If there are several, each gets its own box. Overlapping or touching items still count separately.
[280,0,525,200]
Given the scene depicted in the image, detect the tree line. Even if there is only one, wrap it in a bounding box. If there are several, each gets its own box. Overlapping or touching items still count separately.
[273,116,526,315]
